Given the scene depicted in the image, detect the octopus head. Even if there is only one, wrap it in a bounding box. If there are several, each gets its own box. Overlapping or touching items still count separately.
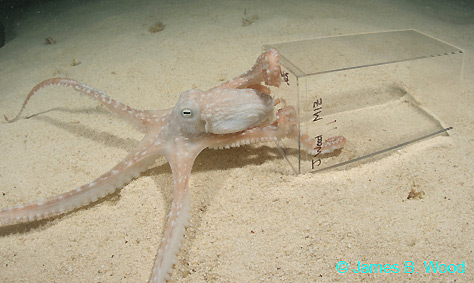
[174,88,274,137]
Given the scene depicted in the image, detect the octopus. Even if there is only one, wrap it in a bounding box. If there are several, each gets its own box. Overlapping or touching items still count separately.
[0,48,345,282]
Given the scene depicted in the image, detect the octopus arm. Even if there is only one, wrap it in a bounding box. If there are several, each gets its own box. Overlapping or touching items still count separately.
[0,143,160,226]
[149,142,206,283]
[4,78,158,131]
[214,48,282,91]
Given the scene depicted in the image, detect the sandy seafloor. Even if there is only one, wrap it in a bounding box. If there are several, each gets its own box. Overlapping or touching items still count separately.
[0,0,473,282]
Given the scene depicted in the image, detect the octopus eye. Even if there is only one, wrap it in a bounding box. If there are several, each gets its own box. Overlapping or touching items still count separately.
[181,108,193,118]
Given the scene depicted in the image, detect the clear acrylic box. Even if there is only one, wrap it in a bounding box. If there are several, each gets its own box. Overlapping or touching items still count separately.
[265,30,464,174]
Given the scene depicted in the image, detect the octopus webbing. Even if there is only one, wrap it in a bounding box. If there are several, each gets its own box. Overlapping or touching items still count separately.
[0,48,346,282]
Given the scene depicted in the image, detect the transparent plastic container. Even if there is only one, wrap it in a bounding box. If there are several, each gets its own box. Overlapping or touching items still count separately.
[265,30,464,174]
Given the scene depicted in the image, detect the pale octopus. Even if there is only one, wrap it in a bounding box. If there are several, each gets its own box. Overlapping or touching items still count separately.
[0,49,345,282]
